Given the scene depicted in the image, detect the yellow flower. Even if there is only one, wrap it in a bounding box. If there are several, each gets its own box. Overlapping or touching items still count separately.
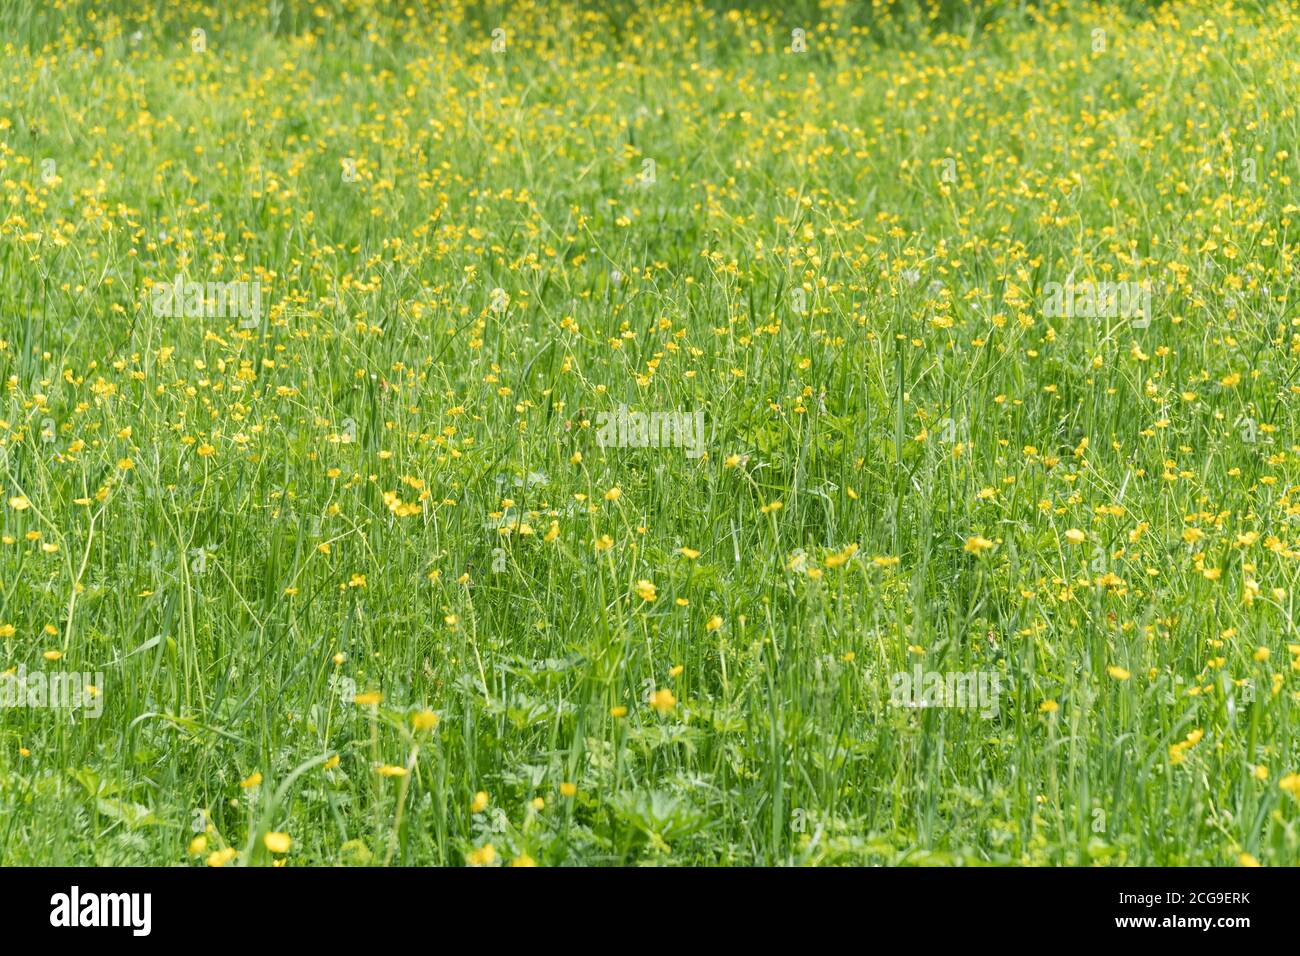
[1280,773,1300,798]
[1106,666,1131,681]
[323,755,340,771]
[963,535,994,554]
[376,765,407,777]
[1169,729,1205,765]
[679,547,700,559]
[604,486,621,501]
[1064,528,1086,544]
[823,543,859,568]
[8,495,31,511]
[117,458,134,471]
[206,848,238,868]
[353,690,382,706]
[669,664,684,677]
[609,705,628,718]
[634,579,657,602]
[0,624,14,638]
[43,650,62,661]
[509,854,536,867]
[470,791,489,813]
[197,443,215,457]
[1239,852,1260,867]
[530,797,544,810]
[1039,700,1059,713]
[649,688,676,714]
[263,832,291,854]
[240,772,263,788]
[559,782,577,797]
[412,709,440,732]
[466,845,496,867]
[188,835,208,856]
[705,615,722,631]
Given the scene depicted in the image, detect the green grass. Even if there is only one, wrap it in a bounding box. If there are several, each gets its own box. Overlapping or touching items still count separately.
[0,0,1298,866]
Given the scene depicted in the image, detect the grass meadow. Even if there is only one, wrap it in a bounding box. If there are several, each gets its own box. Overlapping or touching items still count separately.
[1,0,1299,866]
